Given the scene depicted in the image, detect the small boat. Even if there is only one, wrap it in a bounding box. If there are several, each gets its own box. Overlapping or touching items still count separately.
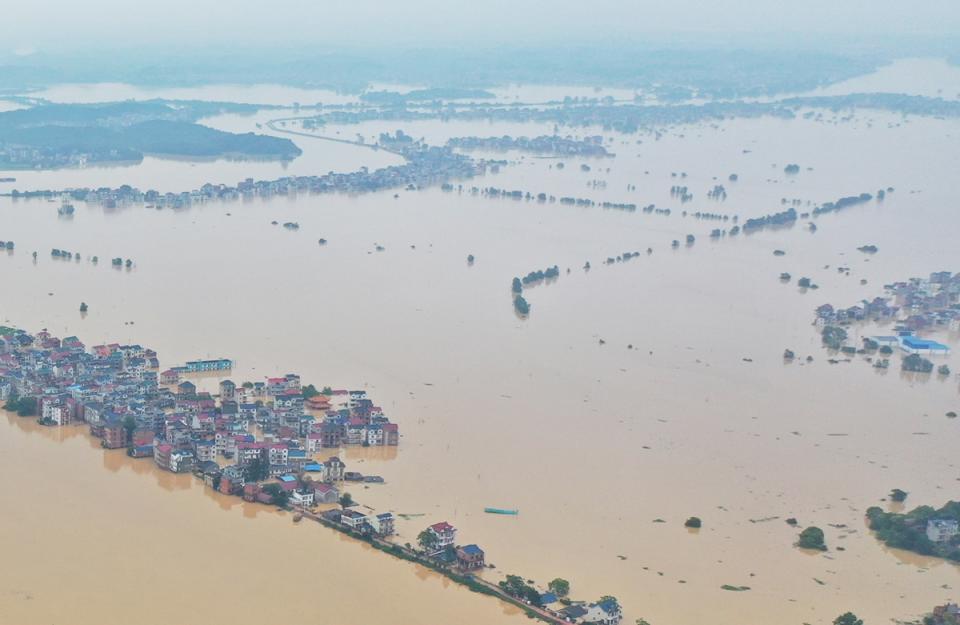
[484,507,519,515]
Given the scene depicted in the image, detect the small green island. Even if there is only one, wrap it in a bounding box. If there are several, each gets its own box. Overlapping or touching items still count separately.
[866,501,960,561]
[0,101,301,169]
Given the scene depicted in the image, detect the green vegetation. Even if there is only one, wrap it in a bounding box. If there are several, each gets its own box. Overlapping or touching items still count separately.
[122,415,136,446]
[520,266,560,286]
[243,457,269,482]
[866,501,960,561]
[261,483,290,507]
[512,277,523,294]
[417,529,439,552]
[302,384,320,398]
[902,354,934,373]
[939,365,951,376]
[743,208,796,232]
[798,526,827,550]
[685,517,702,528]
[834,612,864,625]
[513,295,530,316]
[3,392,37,417]
[821,326,848,350]
[79,302,88,313]
[890,489,908,503]
[0,101,300,169]
[548,578,570,597]
[339,492,354,509]
[499,575,542,606]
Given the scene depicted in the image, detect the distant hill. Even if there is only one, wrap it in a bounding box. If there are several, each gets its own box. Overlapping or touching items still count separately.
[0,101,300,168]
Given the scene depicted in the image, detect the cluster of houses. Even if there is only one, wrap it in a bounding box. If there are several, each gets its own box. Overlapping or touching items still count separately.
[556,600,622,625]
[931,603,960,625]
[1,326,623,622]
[815,271,960,333]
[11,140,487,209]
[445,134,610,157]
[0,327,400,516]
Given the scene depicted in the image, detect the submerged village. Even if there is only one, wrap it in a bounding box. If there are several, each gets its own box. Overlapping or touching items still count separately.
[0,326,624,625]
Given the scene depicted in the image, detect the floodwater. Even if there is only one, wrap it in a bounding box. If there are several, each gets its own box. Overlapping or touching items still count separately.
[0,109,403,193]
[0,412,525,625]
[799,57,960,100]
[2,72,960,625]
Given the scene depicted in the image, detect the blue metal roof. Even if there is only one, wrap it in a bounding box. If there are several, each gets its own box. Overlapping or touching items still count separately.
[903,336,948,349]
[278,475,297,482]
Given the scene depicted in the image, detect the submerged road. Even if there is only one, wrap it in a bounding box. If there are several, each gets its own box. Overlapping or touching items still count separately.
[265,117,406,158]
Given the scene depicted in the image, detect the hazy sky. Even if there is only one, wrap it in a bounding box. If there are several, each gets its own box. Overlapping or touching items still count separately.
[4,0,960,53]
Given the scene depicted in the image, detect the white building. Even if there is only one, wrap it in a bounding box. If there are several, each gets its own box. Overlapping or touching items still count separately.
[267,444,289,466]
[169,451,194,473]
[341,509,368,530]
[290,489,315,507]
[927,519,959,543]
[42,401,71,425]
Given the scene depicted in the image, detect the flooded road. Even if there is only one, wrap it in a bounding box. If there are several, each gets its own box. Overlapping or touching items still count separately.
[1,71,960,625]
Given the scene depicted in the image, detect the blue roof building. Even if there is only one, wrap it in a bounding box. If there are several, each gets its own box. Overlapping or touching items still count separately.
[901,336,950,354]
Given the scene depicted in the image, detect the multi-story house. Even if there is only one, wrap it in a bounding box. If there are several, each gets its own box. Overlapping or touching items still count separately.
[927,519,960,543]
[341,509,368,530]
[368,512,395,537]
[426,522,457,553]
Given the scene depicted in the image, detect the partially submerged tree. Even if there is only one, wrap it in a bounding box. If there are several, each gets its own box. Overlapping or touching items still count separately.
[798,526,827,550]
[548,578,570,597]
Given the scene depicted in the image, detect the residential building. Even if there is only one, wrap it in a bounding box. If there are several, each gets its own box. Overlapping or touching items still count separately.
[427,521,457,553]
[456,544,485,570]
[368,512,395,536]
[341,509,368,530]
[927,519,960,543]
